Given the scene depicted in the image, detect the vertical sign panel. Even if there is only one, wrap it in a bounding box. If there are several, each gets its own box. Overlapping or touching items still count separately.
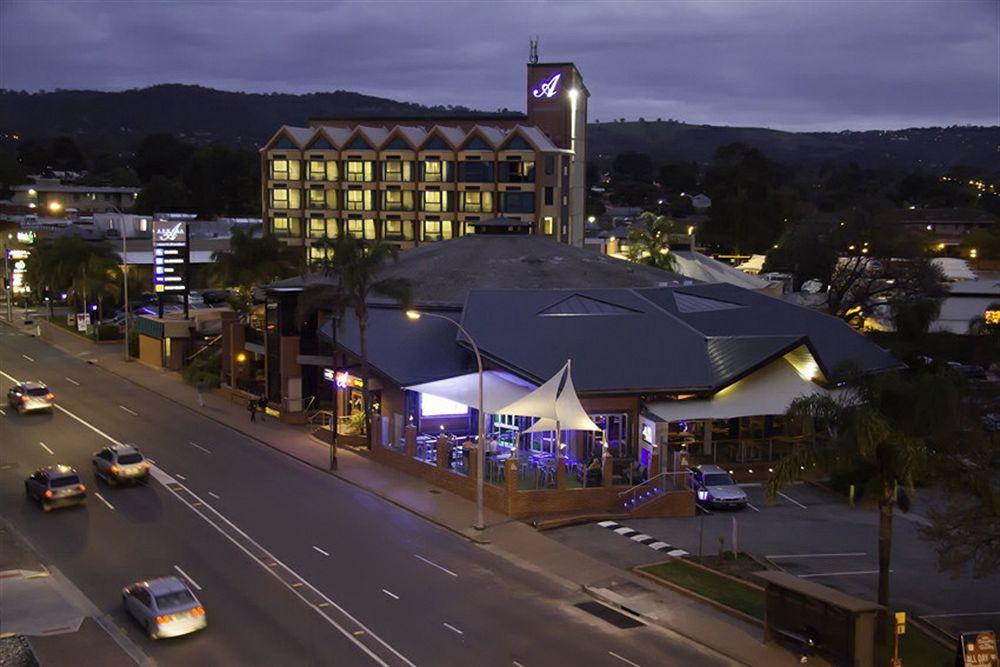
[152,220,189,294]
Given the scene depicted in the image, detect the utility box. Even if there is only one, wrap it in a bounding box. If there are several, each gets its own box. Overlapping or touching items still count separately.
[756,570,885,667]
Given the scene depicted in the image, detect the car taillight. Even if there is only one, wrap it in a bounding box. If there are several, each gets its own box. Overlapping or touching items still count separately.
[190,606,205,616]
[45,393,54,400]
[78,484,86,491]
[20,396,28,402]
[44,490,53,498]
[155,615,173,624]
[110,465,119,474]
[142,461,150,469]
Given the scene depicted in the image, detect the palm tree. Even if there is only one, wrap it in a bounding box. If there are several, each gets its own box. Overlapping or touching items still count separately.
[767,367,960,652]
[77,254,122,337]
[211,228,295,319]
[624,211,678,271]
[302,236,411,463]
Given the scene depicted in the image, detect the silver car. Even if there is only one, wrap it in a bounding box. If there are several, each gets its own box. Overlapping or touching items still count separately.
[122,576,207,639]
[7,381,54,413]
[689,464,748,509]
[93,444,150,486]
[24,465,87,512]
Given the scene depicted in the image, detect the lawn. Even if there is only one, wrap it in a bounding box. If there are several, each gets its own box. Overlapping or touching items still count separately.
[639,559,766,620]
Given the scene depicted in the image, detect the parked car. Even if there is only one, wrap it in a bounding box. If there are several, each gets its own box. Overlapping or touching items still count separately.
[24,465,87,511]
[122,576,207,639]
[7,381,54,413]
[93,444,150,486]
[688,464,748,509]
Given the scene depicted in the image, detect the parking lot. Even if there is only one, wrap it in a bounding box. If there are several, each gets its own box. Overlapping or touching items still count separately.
[548,482,1000,639]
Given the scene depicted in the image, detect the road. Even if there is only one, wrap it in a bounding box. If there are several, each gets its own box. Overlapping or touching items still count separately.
[0,326,728,667]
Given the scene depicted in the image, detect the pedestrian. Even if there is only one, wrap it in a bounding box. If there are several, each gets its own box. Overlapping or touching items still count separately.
[248,398,257,423]
[257,395,268,422]
[196,377,206,408]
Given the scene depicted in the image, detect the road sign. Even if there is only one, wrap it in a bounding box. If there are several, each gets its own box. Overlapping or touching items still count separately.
[959,631,998,667]
[895,611,906,635]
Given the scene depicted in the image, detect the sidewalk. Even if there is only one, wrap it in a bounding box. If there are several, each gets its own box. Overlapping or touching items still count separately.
[9,317,809,666]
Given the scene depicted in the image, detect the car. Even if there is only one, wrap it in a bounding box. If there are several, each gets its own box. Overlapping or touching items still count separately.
[24,465,87,512]
[92,444,150,486]
[7,381,54,413]
[122,576,206,639]
[688,464,748,509]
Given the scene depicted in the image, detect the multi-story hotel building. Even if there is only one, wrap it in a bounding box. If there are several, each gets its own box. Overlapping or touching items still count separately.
[261,61,588,263]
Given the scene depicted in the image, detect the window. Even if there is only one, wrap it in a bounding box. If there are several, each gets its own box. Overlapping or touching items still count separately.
[544,155,555,175]
[271,216,301,238]
[382,190,414,212]
[270,187,301,210]
[458,161,494,183]
[421,160,450,182]
[460,191,493,213]
[307,160,326,181]
[422,219,453,242]
[344,160,374,182]
[344,189,373,211]
[421,190,451,212]
[543,216,554,235]
[325,160,339,182]
[500,192,534,213]
[499,161,535,183]
[382,160,413,182]
[308,218,338,239]
[309,245,335,265]
[384,219,415,241]
[544,187,554,206]
[345,218,377,240]
[325,190,338,209]
[270,158,301,181]
[307,188,326,209]
[583,413,630,461]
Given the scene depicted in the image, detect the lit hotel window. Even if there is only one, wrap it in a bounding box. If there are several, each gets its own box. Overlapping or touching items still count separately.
[382,160,413,182]
[270,158,300,181]
[307,160,326,181]
[383,190,414,212]
[460,191,493,213]
[271,216,301,238]
[270,187,301,210]
[345,218,377,240]
[422,219,453,242]
[421,160,450,182]
[345,189,373,211]
[543,216,555,235]
[326,190,338,209]
[383,219,414,241]
[422,190,450,212]
[309,218,338,239]
[308,245,334,264]
[345,160,374,182]
[308,188,325,209]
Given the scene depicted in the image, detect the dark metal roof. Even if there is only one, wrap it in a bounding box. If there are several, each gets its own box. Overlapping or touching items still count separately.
[471,217,533,228]
[308,111,527,122]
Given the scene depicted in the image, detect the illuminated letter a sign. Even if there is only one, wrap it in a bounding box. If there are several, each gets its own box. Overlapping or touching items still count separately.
[532,72,562,99]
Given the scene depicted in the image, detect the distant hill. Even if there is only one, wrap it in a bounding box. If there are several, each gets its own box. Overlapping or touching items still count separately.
[1,85,996,170]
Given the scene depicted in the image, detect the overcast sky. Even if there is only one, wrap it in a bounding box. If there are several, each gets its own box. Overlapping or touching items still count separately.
[1,0,997,131]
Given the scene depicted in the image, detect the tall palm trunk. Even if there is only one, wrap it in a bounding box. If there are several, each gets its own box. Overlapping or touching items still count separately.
[877,497,893,607]
[359,313,373,451]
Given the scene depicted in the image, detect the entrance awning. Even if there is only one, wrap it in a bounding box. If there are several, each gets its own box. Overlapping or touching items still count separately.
[497,361,602,432]
[404,371,535,414]
[645,358,833,422]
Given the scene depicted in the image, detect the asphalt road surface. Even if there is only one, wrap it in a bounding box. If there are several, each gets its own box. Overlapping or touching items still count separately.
[0,325,728,667]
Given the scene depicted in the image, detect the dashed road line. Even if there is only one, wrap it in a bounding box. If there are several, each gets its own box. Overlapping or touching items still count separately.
[21,354,34,362]
[414,554,458,577]
[118,405,138,416]
[608,651,641,667]
[746,502,760,512]
[0,408,6,416]
[93,492,115,510]
[381,589,399,600]
[313,546,330,557]
[174,565,202,590]
[442,622,463,635]
[38,441,54,455]
[175,474,187,481]
[188,441,211,454]
[65,377,80,386]
[208,492,221,500]
[596,521,688,557]
[777,491,808,509]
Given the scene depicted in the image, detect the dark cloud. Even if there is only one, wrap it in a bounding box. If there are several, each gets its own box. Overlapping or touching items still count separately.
[1,0,996,130]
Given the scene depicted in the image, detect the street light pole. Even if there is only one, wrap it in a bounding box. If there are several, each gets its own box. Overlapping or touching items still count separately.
[109,206,130,361]
[406,309,486,530]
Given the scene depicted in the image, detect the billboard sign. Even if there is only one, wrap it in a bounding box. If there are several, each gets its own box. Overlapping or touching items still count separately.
[152,220,188,294]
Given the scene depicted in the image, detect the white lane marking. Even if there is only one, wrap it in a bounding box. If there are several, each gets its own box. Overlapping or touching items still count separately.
[414,554,458,578]
[442,622,463,635]
[188,441,211,454]
[175,474,187,481]
[93,492,115,510]
[608,651,641,667]
[173,564,202,591]
[648,541,670,550]
[630,534,652,542]
[768,552,867,559]
[381,589,399,600]
[22,354,34,362]
[777,491,808,509]
[0,408,6,416]
[613,527,634,535]
[746,502,760,512]
[148,468,412,667]
[513,662,526,667]
[65,377,80,386]
[313,546,330,557]
[208,492,221,500]
[0,369,415,667]
[696,505,712,514]
[921,611,1000,619]
[666,549,688,557]
[800,569,888,578]
[597,520,618,527]
[118,405,138,416]
[38,441,54,455]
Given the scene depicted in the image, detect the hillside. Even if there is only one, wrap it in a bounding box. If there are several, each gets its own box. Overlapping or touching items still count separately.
[1,85,996,170]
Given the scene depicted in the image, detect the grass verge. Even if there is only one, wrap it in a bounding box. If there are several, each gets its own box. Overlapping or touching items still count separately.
[639,559,766,620]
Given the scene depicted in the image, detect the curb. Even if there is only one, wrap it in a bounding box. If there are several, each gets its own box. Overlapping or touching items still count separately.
[631,565,764,628]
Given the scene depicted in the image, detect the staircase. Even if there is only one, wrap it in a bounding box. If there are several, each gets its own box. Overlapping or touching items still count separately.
[618,472,689,513]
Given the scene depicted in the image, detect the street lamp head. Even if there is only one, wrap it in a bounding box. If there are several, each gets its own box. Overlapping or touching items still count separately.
[235,352,247,363]
[405,310,421,320]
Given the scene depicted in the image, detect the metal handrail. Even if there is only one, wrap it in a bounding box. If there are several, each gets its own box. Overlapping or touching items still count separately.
[618,471,688,511]
[186,334,222,361]
[617,471,682,496]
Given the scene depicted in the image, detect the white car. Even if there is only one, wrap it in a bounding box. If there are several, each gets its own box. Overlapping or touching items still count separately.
[123,576,206,639]
[92,444,150,486]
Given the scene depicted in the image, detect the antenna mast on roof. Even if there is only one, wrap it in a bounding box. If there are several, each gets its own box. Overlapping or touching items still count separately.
[529,36,539,64]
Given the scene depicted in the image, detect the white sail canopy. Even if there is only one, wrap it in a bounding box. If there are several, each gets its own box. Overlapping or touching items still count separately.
[497,361,602,432]
[404,371,534,414]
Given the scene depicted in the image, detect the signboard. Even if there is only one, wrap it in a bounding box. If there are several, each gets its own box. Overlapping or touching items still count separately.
[16,231,36,244]
[75,313,90,332]
[152,220,188,294]
[960,631,998,667]
[7,248,30,294]
[324,369,363,389]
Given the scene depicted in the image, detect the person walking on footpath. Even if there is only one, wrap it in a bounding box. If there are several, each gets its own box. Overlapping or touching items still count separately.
[248,397,257,423]
[257,395,268,422]
[196,377,206,408]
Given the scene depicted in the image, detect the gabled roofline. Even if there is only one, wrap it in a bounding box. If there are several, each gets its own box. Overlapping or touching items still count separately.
[377,126,421,151]
[303,126,341,151]
[457,125,499,151]
[261,125,314,151]
[341,125,381,152]
[497,125,540,152]
[417,125,461,151]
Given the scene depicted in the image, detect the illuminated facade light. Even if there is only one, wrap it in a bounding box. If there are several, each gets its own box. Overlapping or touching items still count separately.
[48,201,62,212]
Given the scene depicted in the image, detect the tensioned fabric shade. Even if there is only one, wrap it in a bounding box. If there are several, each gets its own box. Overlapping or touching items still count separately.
[644,357,832,423]
[404,371,534,414]
[498,361,602,432]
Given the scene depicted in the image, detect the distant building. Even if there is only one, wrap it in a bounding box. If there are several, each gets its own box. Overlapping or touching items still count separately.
[8,177,139,215]
[899,208,998,251]
[261,59,589,265]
